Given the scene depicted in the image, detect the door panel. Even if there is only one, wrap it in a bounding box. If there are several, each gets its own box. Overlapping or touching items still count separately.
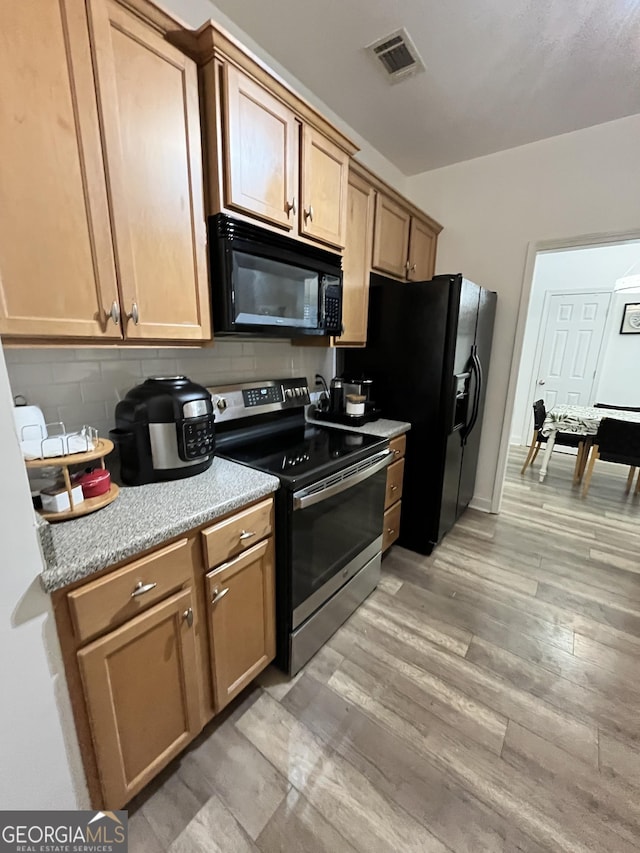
[372,194,411,279]
[223,64,298,230]
[206,539,275,711]
[77,589,200,808]
[89,0,210,340]
[0,0,120,339]
[300,126,348,248]
[407,217,437,281]
[536,292,611,408]
[339,171,374,346]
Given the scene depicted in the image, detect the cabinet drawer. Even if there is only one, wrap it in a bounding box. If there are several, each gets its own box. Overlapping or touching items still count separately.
[68,538,191,645]
[385,458,405,509]
[202,498,273,569]
[383,501,402,551]
[389,434,406,461]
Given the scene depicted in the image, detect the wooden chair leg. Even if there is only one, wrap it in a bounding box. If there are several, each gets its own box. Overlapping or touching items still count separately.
[625,466,637,495]
[572,442,585,485]
[531,442,542,465]
[520,433,539,475]
[580,439,592,479]
[582,447,599,497]
[636,470,640,496]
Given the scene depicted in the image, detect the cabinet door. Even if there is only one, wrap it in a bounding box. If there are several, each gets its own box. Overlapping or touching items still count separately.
[0,1,120,339]
[223,64,298,231]
[372,193,411,279]
[77,589,201,808]
[300,126,349,249]
[206,539,275,711]
[338,171,374,346]
[407,217,437,281]
[88,0,210,341]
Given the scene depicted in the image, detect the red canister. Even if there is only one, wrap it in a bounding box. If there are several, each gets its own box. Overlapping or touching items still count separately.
[76,468,111,498]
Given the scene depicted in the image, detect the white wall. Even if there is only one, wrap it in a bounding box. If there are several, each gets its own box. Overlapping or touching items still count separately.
[406,113,640,511]
[512,242,640,444]
[594,284,640,408]
[0,343,87,808]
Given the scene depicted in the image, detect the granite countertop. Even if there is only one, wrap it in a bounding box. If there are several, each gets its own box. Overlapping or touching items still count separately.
[306,409,411,439]
[38,458,279,593]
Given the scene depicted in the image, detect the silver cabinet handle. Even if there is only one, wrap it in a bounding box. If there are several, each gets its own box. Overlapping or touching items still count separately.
[239,530,255,541]
[131,581,157,598]
[109,301,121,326]
[211,587,230,606]
[128,301,140,325]
[183,607,193,627]
[304,205,314,223]
[390,485,398,492]
[405,261,416,274]
[286,197,296,217]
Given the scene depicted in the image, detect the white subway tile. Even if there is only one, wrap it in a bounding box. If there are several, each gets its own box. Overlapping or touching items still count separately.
[23,383,82,407]
[58,402,108,431]
[76,348,121,361]
[50,361,102,384]
[140,359,179,378]
[81,381,123,404]
[6,362,53,389]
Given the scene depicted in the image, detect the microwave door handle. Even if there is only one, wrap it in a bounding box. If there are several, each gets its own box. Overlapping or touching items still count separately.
[293,450,393,510]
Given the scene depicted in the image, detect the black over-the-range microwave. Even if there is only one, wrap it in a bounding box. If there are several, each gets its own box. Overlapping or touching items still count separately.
[208,213,343,338]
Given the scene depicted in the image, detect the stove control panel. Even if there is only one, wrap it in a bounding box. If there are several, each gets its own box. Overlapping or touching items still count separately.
[208,378,310,423]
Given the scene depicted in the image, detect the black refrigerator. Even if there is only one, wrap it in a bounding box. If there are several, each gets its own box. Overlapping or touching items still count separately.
[343,273,496,555]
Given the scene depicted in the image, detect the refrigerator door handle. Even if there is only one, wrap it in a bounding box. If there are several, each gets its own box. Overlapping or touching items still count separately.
[464,347,483,442]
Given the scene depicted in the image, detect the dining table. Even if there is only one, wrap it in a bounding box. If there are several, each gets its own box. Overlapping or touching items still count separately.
[538,404,640,482]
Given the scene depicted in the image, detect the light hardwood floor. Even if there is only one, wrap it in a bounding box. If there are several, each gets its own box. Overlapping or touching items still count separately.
[128,447,640,852]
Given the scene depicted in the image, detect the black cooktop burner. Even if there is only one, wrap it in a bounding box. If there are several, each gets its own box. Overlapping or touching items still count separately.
[218,423,386,488]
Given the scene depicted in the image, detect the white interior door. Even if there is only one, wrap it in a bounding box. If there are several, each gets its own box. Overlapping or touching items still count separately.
[534,292,610,411]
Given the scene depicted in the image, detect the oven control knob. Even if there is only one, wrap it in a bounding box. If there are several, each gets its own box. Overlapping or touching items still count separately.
[216,397,228,411]
[285,389,293,399]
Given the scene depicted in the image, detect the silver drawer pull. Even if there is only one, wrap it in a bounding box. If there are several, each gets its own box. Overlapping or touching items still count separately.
[131,581,157,598]
[239,530,255,541]
[390,485,398,492]
[183,607,193,627]
[211,587,230,606]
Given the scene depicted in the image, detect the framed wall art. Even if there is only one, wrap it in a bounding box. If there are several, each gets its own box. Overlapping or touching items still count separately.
[620,302,640,334]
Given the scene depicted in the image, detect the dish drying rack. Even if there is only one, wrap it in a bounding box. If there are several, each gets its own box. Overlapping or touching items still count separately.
[22,422,118,522]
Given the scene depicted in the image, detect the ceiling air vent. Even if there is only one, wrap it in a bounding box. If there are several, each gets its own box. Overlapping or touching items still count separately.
[366,28,425,84]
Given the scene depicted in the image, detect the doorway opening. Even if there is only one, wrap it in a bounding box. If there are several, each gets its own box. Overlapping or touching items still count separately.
[494,234,640,511]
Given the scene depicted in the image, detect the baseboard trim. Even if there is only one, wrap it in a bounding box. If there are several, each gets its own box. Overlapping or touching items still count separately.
[469,496,493,514]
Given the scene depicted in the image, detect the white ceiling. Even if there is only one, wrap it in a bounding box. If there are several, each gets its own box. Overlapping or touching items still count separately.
[208,0,640,175]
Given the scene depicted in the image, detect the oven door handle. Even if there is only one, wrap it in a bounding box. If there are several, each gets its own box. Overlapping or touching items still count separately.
[293,449,393,511]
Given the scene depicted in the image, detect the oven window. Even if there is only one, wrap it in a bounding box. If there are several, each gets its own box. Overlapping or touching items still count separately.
[232,251,319,328]
[291,466,386,621]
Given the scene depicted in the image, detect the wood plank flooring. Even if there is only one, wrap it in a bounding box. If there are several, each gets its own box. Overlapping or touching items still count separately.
[128,447,640,852]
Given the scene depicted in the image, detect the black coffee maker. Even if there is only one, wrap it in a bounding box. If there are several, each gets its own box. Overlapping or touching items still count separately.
[110,376,215,485]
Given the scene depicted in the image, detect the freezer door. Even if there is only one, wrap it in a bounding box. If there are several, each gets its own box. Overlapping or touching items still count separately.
[458,287,497,515]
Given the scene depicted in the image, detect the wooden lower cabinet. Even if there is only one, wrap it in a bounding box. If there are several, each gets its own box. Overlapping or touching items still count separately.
[77,589,201,808]
[205,538,276,711]
[383,501,402,551]
[383,434,407,551]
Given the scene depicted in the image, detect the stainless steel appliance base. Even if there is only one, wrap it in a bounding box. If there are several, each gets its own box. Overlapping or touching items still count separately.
[289,550,381,675]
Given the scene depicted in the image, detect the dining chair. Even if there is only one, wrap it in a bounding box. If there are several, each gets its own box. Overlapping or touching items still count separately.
[582,418,640,497]
[520,399,589,483]
[594,403,640,412]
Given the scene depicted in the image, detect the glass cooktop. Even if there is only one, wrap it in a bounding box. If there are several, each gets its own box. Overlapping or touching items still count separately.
[218,423,386,487]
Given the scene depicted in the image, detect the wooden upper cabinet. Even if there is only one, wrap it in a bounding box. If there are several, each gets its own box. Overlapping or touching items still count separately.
[407,217,437,281]
[0,1,120,339]
[88,0,210,341]
[223,64,298,231]
[338,171,375,346]
[300,126,349,249]
[205,538,275,711]
[77,589,201,808]
[372,193,411,278]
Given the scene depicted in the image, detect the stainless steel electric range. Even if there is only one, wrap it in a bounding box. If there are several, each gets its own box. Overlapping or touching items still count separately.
[208,376,392,675]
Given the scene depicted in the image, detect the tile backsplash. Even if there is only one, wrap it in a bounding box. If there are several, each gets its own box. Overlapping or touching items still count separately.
[4,340,334,439]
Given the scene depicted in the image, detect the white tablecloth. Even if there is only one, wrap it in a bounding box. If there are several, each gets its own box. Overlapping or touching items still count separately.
[541,405,640,438]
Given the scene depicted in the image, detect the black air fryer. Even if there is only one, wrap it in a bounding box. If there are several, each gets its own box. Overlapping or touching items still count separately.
[110,376,215,485]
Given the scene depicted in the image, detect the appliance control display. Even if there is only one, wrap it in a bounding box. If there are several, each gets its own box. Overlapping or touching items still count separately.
[183,416,215,459]
[243,386,283,407]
